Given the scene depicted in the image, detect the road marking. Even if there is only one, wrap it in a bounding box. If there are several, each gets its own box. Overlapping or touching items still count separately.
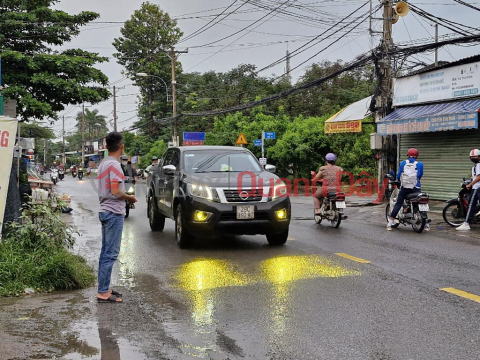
[287,237,295,241]
[440,287,480,304]
[335,253,371,264]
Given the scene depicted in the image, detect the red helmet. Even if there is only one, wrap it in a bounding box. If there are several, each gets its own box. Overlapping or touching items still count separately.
[407,148,419,158]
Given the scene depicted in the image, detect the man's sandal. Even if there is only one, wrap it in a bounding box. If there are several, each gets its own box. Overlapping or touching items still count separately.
[97,295,123,303]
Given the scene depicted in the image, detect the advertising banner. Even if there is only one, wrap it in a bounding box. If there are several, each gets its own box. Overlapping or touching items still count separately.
[0,117,18,236]
[324,120,362,134]
[393,62,480,106]
[377,111,478,135]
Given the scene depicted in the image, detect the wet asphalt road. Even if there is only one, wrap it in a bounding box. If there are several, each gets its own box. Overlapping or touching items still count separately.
[2,175,480,360]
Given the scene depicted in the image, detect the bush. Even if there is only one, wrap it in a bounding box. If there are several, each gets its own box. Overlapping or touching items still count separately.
[0,197,95,296]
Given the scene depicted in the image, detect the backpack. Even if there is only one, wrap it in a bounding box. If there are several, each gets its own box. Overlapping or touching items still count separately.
[401,160,418,189]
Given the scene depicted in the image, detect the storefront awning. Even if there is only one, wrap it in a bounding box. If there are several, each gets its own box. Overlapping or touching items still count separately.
[324,96,371,134]
[377,99,480,135]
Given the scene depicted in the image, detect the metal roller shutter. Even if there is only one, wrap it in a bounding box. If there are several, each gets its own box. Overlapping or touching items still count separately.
[399,129,480,200]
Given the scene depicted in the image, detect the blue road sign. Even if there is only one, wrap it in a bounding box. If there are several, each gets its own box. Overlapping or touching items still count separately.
[254,139,262,147]
[183,132,206,141]
[264,132,276,139]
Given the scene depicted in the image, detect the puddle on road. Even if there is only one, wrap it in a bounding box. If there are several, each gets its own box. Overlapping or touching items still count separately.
[62,320,146,360]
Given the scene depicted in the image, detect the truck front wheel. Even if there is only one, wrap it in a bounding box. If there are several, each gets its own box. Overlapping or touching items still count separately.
[148,196,165,231]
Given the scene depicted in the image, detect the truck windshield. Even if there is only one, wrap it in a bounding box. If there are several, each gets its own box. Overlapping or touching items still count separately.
[184,151,262,173]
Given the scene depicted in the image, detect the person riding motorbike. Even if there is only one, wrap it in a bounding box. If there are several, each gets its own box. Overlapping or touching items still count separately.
[455,149,480,231]
[387,148,429,231]
[145,156,159,175]
[313,153,343,215]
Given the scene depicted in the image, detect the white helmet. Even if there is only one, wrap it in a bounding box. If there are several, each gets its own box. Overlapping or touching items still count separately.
[470,149,480,157]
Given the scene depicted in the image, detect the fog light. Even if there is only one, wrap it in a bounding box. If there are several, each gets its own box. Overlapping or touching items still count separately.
[275,209,287,220]
[194,210,212,222]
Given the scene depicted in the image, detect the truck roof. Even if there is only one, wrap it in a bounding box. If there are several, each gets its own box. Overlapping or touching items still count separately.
[176,146,249,152]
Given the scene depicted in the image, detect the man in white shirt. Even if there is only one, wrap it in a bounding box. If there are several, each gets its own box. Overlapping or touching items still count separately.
[145,156,159,176]
[456,149,480,231]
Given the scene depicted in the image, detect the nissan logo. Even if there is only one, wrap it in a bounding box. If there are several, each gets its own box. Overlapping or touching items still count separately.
[239,191,250,201]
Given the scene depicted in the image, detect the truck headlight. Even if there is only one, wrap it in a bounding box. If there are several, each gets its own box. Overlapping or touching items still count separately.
[187,184,219,202]
[271,182,288,200]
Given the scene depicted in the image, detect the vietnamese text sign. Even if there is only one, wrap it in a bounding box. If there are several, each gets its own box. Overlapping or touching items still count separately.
[264,132,276,139]
[183,140,204,146]
[254,139,262,147]
[324,120,362,134]
[394,62,480,106]
[377,112,478,135]
[183,132,206,141]
[0,118,18,236]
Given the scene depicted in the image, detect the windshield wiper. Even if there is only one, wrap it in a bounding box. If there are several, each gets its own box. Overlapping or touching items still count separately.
[195,170,243,173]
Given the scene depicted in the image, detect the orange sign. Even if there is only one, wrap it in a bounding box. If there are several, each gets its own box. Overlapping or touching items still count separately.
[325,120,362,134]
[235,132,248,145]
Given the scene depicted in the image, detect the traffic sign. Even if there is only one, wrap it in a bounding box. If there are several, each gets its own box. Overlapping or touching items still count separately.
[236,132,248,145]
[259,157,267,165]
[264,132,276,140]
[254,139,262,147]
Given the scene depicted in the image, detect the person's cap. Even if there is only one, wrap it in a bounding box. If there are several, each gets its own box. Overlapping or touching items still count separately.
[325,153,336,161]
[151,156,158,161]
[120,155,128,160]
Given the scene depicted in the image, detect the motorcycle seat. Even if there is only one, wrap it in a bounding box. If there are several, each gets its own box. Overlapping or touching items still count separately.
[405,192,421,200]
[327,193,337,198]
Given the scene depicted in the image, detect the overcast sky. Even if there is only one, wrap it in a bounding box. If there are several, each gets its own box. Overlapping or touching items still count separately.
[50,0,480,136]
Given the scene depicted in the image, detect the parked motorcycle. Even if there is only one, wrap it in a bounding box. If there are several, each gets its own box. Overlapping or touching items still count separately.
[50,169,58,185]
[59,168,65,181]
[385,174,430,233]
[314,186,347,228]
[125,179,135,218]
[78,167,84,180]
[443,178,480,227]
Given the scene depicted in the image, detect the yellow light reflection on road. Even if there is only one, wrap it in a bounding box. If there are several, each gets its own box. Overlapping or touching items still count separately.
[261,255,359,337]
[261,255,359,284]
[176,259,251,338]
[177,259,250,291]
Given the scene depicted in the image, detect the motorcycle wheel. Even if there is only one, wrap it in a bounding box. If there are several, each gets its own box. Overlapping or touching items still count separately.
[411,209,426,233]
[314,211,322,224]
[385,204,400,228]
[331,211,341,228]
[442,201,466,227]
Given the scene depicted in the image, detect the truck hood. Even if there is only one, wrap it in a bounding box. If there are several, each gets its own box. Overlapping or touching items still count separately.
[184,171,281,189]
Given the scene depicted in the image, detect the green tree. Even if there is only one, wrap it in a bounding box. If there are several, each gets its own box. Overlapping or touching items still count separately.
[20,123,54,139]
[0,1,110,120]
[113,2,183,136]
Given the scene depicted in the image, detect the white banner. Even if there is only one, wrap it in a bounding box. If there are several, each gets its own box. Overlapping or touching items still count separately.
[0,117,18,236]
[393,62,480,106]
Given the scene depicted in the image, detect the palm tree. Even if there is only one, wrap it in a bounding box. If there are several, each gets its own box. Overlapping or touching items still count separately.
[76,108,109,140]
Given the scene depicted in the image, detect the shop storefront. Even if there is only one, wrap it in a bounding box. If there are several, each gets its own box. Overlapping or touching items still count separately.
[377,58,480,200]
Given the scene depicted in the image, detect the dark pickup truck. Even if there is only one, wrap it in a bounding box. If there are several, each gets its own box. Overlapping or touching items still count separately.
[146,146,291,248]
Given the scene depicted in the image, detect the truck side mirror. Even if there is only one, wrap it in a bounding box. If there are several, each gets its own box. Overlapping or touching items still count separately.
[163,165,176,176]
[265,164,276,173]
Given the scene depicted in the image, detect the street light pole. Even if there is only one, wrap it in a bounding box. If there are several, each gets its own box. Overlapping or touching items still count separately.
[113,85,117,132]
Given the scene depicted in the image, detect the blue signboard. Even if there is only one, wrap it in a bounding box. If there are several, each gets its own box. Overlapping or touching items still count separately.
[254,139,262,147]
[264,132,276,139]
[377,112,478,135]
[183,132,206,141]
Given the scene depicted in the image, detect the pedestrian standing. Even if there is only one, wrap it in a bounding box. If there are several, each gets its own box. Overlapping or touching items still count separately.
[96,132,137,303]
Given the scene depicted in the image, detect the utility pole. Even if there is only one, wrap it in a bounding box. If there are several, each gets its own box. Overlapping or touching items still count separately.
[375,0,394,186]
[169,47,188,146]
[113,85,117,132]
[62,115,65,165]
[43,139,46,165]
[435,22,439,66]
[81,103,85,166]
